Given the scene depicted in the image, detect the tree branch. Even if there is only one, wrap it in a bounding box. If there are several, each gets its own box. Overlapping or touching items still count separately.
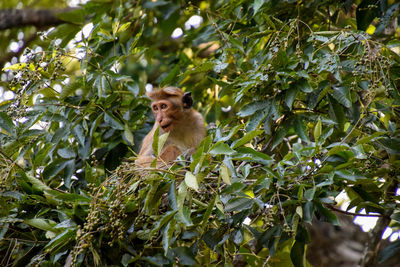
[325,204,386,218]
[0,8,73,30]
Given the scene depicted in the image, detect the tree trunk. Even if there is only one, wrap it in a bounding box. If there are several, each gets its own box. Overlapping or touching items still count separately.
[307,212,400,267]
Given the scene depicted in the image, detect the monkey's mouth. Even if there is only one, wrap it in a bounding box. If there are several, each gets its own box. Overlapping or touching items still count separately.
[161,123,172,131]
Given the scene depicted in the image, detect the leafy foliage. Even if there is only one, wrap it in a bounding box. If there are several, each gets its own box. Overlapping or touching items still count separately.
[1,0,400,266]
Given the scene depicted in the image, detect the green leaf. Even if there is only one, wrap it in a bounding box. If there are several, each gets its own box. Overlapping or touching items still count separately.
[2,62,28,71]
[190,135,212,172]
[355,132,385,145]
[185,171,199,192]
[44,229,75,253]
[225,197,254,212]
[285,87,298,110]
[161,64,180,87]
[25,218,58,232]
[271,127,289,150]
[152,127,160,157]
[375,3,400,35]
[181,206,193,226]
[150,210,178,237]
[351,144,367,159]
[213,60,228,73]
[57,147,75,159]
[144,181,161,214]
[162,218,176,255]
[294,116,309,142]
[56,8,85,24]
[63,160,75,189]
[296,78,313,93]
[72,124,85,146]
[0,111,15,136]
[43,159,68,180]
[129,26,143,53]
[121,254,134,267]
[237,100,269,117]
[327,144,350,156]
[253,0,265,15]
[303,202,314,223]
[315,201,339,225]
[104,112,124,130]
[201,196,216,231]
[143,0,169,8]
[335,170,364,181]
[203,229,222,251]
[331,85,351,108]
[233,147,272,165]
[182,62,214,76]
[210,142,236,156]
[218,125,242,142]
[380,138,400,155]
[117,22,131,34]
[177,180,187,213]
[304,187,315,201]
[48,24,80,47]
[246,111,267,132]
[220,163,231,185]
[328,96,345,127]
[0,223,9,239]
[314,118,322,142]
[228,35,244,53]
[143,255,170,266]
[60,81,81,99]
[172,247,198,265]
[391,212,400,222]
[290,241,306,267]
[158,132,170,156]
[50,192,90,203]
[233,229,243,245]
[231,130,263,149]
[123,124,134,146]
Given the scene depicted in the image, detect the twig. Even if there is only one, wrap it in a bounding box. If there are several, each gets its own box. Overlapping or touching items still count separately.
[325,204,385,218]
[0,149,24,170]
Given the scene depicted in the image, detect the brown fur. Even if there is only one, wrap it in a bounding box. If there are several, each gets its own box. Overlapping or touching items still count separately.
[136,87,206,167]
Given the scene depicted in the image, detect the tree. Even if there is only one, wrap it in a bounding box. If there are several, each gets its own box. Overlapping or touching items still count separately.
[0,0,400,266]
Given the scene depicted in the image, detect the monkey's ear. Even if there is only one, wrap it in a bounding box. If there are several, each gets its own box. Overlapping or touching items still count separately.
[182,92,193,109]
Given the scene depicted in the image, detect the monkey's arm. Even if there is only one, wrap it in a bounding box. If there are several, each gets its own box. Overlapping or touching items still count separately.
[160,145,182,162]
[136,128,156,167]
[136,128,182,167]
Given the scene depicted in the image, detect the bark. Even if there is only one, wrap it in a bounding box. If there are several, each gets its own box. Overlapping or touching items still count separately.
[359,180,398,267]
[0,8,72,31]
[307,212,400,267]
[0,8,75,67]
[359,216,391,267]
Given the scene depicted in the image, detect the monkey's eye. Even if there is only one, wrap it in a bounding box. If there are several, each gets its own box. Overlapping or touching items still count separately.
[153,106,158,111]
[160,104,167,110]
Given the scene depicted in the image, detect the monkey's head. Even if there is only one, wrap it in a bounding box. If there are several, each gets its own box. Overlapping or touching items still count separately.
[147,87,193,133]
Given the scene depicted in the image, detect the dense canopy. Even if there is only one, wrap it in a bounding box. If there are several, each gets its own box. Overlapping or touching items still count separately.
[0,0,400,266]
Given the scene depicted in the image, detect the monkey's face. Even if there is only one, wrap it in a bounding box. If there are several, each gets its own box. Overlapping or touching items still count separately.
[151,100,180,133]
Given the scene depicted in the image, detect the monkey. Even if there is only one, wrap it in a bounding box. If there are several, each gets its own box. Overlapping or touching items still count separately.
[136,87,206,168]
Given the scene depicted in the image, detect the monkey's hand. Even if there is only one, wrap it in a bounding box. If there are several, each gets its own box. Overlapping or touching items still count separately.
[160,145,182,162]
[183,148,197,161]
[135,155,156,168]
